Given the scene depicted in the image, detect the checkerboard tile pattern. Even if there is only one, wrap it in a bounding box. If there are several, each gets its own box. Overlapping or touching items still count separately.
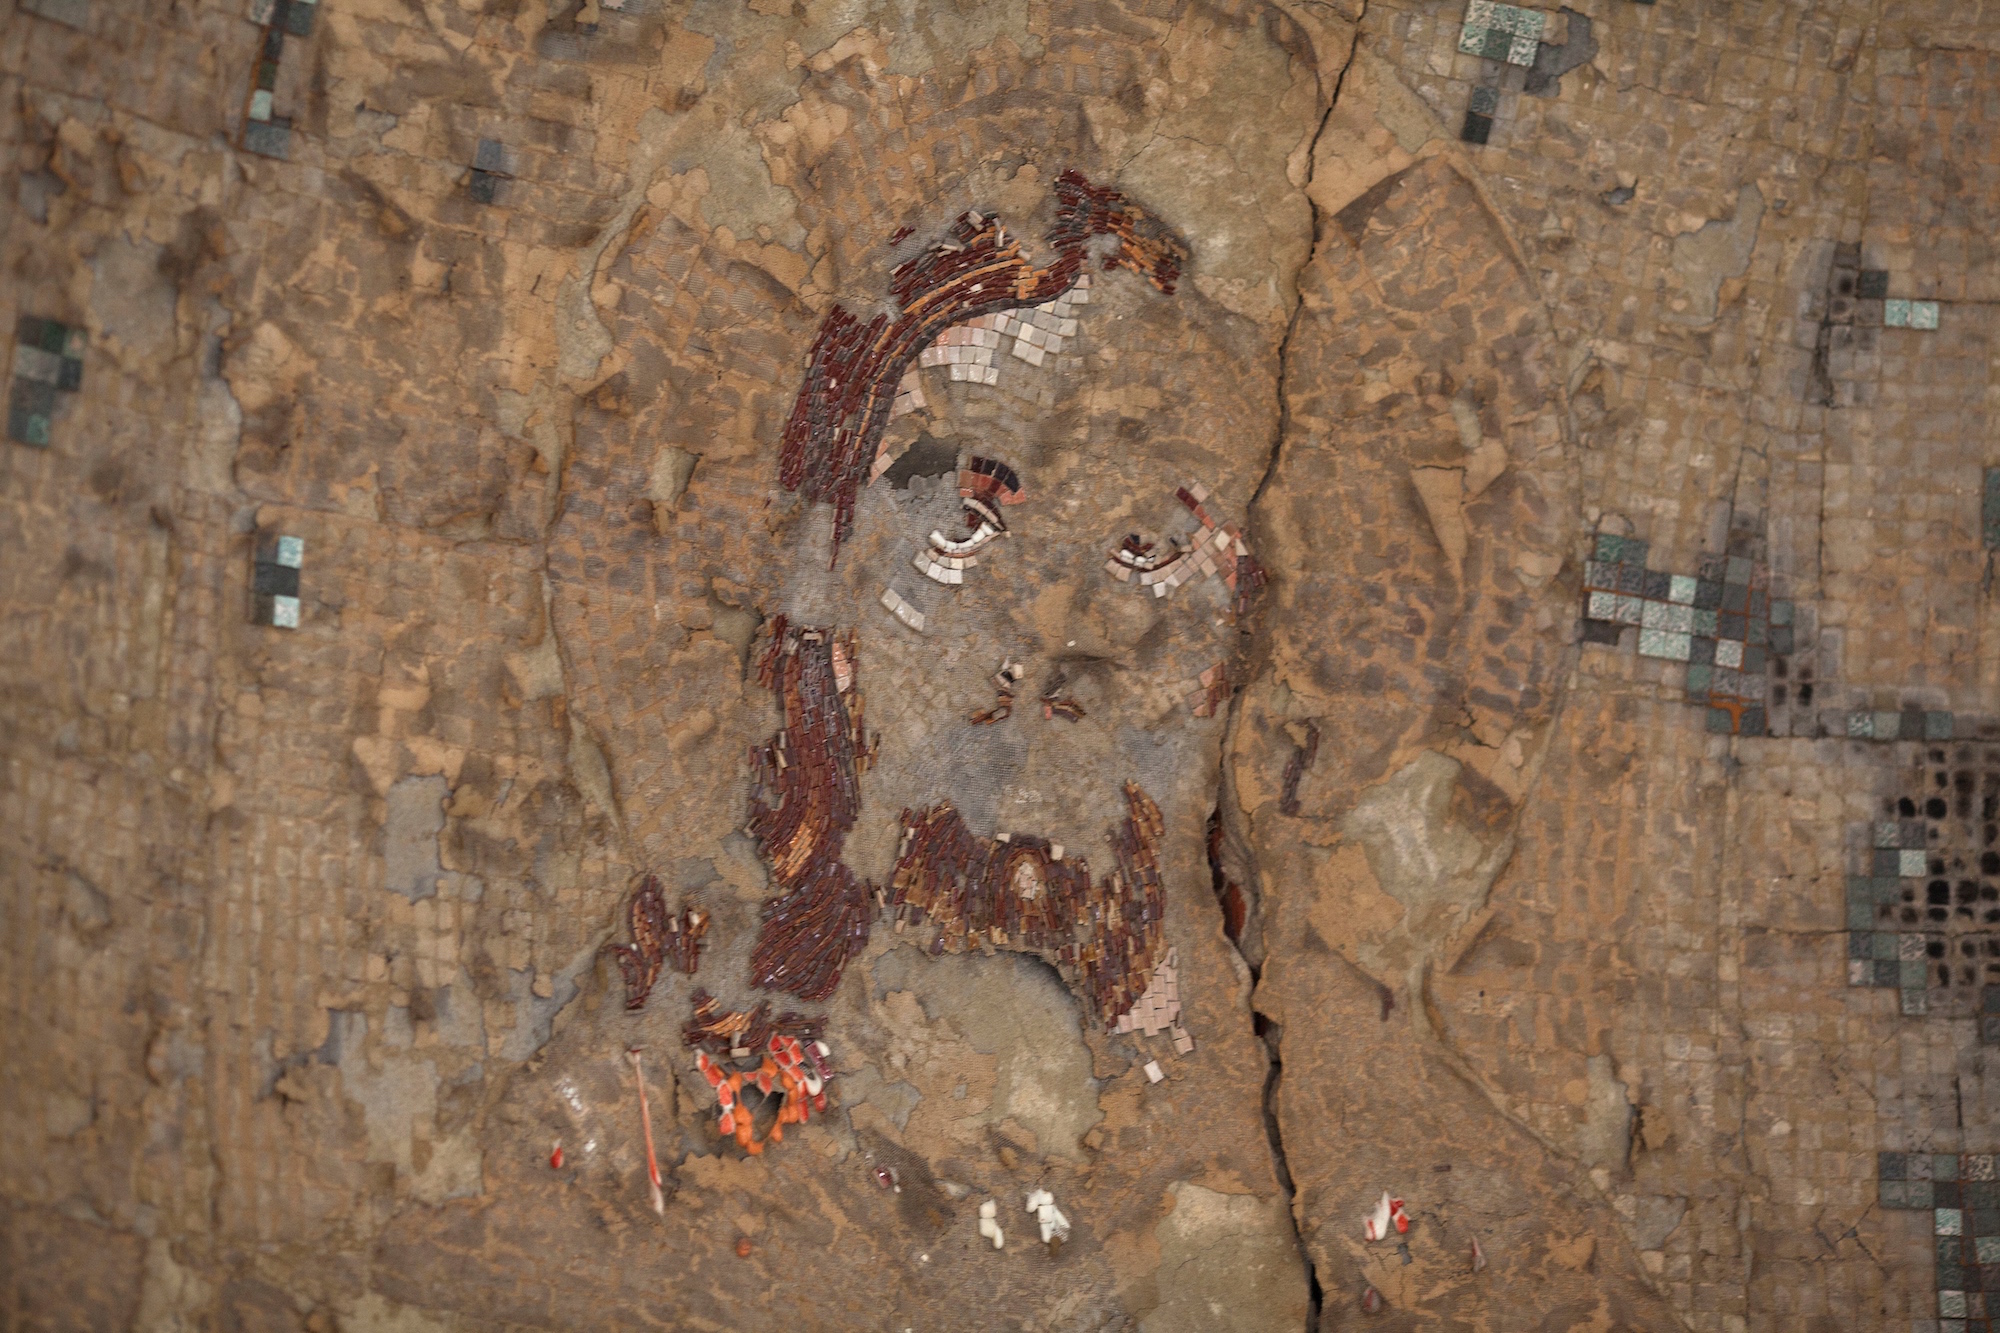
[1458,0,1543,67]
[8,316,85,447]
[1881,1152,2000,1331]
[251,534,303,629]
[1579,530,1794,736]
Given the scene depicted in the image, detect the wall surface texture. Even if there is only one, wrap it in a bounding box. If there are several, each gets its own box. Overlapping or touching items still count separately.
[4,0,1999,1329]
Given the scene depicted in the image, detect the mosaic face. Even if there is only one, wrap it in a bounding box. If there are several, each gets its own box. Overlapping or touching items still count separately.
[772,173,1263,849]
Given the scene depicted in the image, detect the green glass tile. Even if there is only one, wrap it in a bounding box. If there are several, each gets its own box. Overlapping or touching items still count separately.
[6,406,49,446]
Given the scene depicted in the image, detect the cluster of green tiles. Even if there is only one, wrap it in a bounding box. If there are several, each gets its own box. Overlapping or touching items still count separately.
[1848,819,1949,1015]
[1880,1152,2000,1330]
[8,316,85,448]
[1459,0,1543,65]
[1886,299,1942,330]
[1578,532,1794,736]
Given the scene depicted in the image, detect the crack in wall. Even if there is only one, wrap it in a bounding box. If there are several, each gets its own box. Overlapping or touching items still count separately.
[1217,7,1369,1326]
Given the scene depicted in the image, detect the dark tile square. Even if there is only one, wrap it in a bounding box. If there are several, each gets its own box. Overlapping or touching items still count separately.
[1694,578,1723,609]
[1618,565,1648,594]
[1460,111,1492,145]
[1722,582,1750,612]
[1851,931,1876,959]
[1876,959,1903,986]
[1881,1151,1909,1180]
[1973,1210,2000,1236]
[1858,269,1890,298]
[1984,985,2000,1015]
[1468,85,1500,115]
[469,169,503,204]
[1719,611,1747,640]
[1927,711,1955,740]
[1690,636,1716,665]
[1743,644,1767,674]
[256,59,280,90]
[35,319,68,354]
[1642,569,1671,599]
[1698,555,1727,582]
[6,403,49,447]
[1873,848,1902,875]
[1770,624,1794,655]
[1983,1264,2000,1291]
[1982,1014,2000,1044]
[1747,617,1768,646]
[1970,1182,2000,1209]
[1940,1181,1965,1207]
[1580,617,1621,645]
[243,120,291,159]
[1942,1155,1965,1182]
[1740,704,1767,735]
[252,562,300,597]
[1901,709,1926,740]
[1477,27,1513,59]
[11,376,55,414]
[1706,707,1735,734]
[1621,539,1650,567]
[262,25,285,59]
[16,314,50,347]
[474,138,509,174]
[281,0,315,36]
[1749,589,1767,618]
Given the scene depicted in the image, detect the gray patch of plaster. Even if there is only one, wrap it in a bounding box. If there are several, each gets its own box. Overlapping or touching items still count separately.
[882,0,1039,76]
[383,775,448,902]
[1142,1183,1309,1333]
[1340,751,1514,975]
[557,108,679,383]
[873,948,1102,1158]
[1668,182,1764,325]
[647,445,699,512]
[333,1013,484,1203]
[88,234,176,366]
[1579,1052,1634,1173]
[495,944,591,1062]
[566,713,622,830]
[1629,1194,1688,1251]
[839,1063,923,1132]
[1525,9,1595,98]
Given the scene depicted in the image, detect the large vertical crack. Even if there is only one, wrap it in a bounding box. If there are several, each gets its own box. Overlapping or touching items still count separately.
[1217,9,1368,1326]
